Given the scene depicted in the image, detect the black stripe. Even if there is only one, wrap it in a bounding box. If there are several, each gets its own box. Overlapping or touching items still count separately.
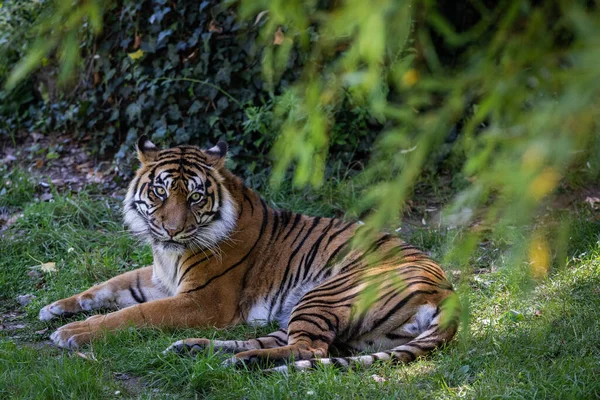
[326,221,355,245]
[135,272,147,303]
[128,286,144,303]
[287,315,327,331]
[242,187,255,215]
[269,210,280,242]
[278,217,322,296]
[292,330,332,344]
[282,213,303,241]
[178,253,214,286]
[266,334,288,346]
[331,357,348,368]
[372,290,438,331]
[386,332,414,340]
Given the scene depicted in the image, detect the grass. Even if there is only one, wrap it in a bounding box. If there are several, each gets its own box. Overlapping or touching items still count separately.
[1,168,599,399]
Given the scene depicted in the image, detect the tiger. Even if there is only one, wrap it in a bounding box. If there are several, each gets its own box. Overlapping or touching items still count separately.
[39,136,459,372]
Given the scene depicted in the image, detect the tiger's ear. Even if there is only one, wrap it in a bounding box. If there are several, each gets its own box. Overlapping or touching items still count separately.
[137,135,159,164]
[205,141,228,168]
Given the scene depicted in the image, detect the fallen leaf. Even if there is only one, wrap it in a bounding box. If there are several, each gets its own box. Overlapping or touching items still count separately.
[273,27,284,45]
[371,374,387,383]
[40,262,57,273]
[35,328,49,335]
[134,35,142,49]
[35,159,44,169]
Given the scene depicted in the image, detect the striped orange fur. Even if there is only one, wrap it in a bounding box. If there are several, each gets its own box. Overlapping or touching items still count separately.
[40,137,459,371]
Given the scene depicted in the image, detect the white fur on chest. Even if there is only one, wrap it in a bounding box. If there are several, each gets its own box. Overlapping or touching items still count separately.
[152,249,181,296]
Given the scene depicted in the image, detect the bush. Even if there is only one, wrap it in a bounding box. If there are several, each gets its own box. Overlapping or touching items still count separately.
[1,0,381,178]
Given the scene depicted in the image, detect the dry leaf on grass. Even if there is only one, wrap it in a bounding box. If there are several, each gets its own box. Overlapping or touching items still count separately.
[273,27,284,45]
[39,262,57,273]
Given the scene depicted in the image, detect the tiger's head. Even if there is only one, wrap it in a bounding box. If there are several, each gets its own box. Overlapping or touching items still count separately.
[123,136,237,253]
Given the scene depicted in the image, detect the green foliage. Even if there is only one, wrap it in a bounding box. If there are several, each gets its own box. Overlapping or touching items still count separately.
[0,167,36,207]
[240,0,600,286]
[0,342,120,399]
[1,0,379,177]
[0,0,47,137]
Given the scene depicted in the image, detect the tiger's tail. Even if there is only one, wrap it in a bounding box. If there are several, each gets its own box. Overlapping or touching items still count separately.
[266,303,460,374]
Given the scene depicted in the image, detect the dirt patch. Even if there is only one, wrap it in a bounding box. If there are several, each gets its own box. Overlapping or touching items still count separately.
[113,372,146,397]
[0,309,36,343]
[1,132,129,198]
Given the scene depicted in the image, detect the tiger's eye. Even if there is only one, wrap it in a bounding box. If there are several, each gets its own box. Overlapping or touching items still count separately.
[190,192,202,202]
[155,187,166,196]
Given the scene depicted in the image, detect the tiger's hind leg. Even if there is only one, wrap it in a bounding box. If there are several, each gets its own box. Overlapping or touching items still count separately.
[266,299,460,373]
[165,328,288,356]
[225,268,458,370]
[223,309,343,368]
[224,279,357,368]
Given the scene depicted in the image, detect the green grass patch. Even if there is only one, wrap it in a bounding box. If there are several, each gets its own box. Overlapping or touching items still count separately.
[1,171,599,399]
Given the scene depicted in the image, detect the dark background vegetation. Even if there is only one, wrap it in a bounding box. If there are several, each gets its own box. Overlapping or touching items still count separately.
[1,0,508,179]
[1,0,391,177]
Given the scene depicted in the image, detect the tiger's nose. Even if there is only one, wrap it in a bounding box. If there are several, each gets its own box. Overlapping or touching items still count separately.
[163,224,183,238]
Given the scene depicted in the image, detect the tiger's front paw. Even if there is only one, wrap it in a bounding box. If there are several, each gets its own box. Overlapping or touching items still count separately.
[39,297,85,321]
[49,315,105,349]
[39,294,105,321]
[39,301,77,321]
[164,338,211,356]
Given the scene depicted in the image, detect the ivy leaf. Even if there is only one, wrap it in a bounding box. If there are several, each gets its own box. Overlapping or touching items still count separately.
[149,7,171,24]
[216,97,229,111]
[126,102,141,121]
[168,104,181,121]
[157,29,173,44]
[189,100,202,114]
